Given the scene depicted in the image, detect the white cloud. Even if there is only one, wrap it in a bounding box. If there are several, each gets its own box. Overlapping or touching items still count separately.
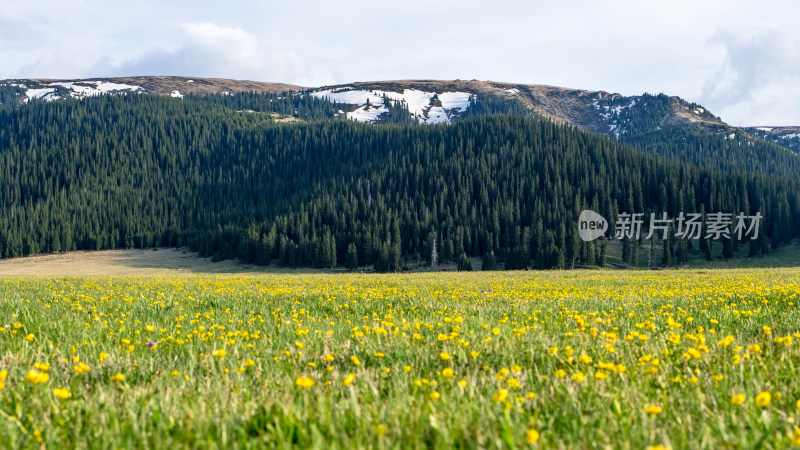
[700,27,800,126]
[0,15,40,41]
[96,22,309,82]
[14,51,96,79]
[2,0,800,124]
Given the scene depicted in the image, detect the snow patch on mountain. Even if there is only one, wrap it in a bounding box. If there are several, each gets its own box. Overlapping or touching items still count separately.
[310,87,472,124]
[23,80,141,102]
[346,104,386,122]
[24,88,60,102]
[439,92,471,110]
[311,88,383,106]
[375,89,430,117]
[49,81,141,98]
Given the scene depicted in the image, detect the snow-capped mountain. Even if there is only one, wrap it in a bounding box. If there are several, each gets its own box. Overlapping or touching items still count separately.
[2,76,797,155]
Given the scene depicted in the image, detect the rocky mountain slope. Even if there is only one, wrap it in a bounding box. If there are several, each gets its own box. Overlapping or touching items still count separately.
[2,76,797,156]
[745,126,800,154]
[2,76,301,102]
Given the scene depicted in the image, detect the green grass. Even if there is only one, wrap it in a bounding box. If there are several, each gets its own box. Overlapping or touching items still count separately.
[603,237,800,269]
[1,270,799,448]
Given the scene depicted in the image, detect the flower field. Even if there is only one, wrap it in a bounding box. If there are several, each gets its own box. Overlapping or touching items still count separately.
[1,269,800,448]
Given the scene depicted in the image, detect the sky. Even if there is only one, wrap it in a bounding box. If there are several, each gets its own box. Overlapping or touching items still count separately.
[1,0,798,126]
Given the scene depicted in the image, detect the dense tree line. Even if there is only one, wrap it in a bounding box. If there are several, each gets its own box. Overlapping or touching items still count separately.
[0,92,798,270]
[607,93,800,177]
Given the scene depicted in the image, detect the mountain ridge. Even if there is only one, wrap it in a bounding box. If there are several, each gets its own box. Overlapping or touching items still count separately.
[2,76,797,156]
[0,76,783,127]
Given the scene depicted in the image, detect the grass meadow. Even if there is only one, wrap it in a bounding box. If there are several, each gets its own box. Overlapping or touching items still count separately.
[1,269,800,448]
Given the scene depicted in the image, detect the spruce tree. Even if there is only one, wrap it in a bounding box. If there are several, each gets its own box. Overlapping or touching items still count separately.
[481,251,497,271]
[457,253,472,271]
[345,243,358,270]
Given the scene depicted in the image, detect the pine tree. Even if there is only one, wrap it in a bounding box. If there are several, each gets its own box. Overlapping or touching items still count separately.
[481,251,497,270]
[622,237,631,264]
[722,235,733,259]
[457,253,472,271]
[374,244,390,273]
[676,238,688,265]
[661,238,672,267]
[328,233,337,268]
[345,243,358,270]
[430,238,438,270]
[390,239,401,271]
[598,240,607,267]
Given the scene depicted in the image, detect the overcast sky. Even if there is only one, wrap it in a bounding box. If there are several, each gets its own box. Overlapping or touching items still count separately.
[2,0,798,126]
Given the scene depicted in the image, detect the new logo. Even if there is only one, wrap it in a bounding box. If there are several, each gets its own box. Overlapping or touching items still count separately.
[578,210,608,242]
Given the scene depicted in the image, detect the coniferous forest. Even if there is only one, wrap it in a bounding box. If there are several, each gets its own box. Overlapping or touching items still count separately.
[0,91,798,270]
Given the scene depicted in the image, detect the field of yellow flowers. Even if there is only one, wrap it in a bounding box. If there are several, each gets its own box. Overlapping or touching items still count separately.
[1,269,800,448]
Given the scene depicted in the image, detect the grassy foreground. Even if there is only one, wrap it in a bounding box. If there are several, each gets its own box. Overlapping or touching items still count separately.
[1,269,800,448]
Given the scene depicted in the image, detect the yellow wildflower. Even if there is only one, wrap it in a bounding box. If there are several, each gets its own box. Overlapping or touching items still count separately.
[26,370,49,384]
[296,376,314,388]
[790,428,800,446]
[644,405,663,415]
[755,391,771,408]
[525,429,540,444]
[492,388,509,402]
[53,388,71,399]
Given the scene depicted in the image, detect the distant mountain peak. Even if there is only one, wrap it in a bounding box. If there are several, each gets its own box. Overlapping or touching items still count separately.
[4,76,303,103]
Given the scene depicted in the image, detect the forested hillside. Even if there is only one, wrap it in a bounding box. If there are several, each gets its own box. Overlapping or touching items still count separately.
[1,92,798,269]
[599,93,800,177]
